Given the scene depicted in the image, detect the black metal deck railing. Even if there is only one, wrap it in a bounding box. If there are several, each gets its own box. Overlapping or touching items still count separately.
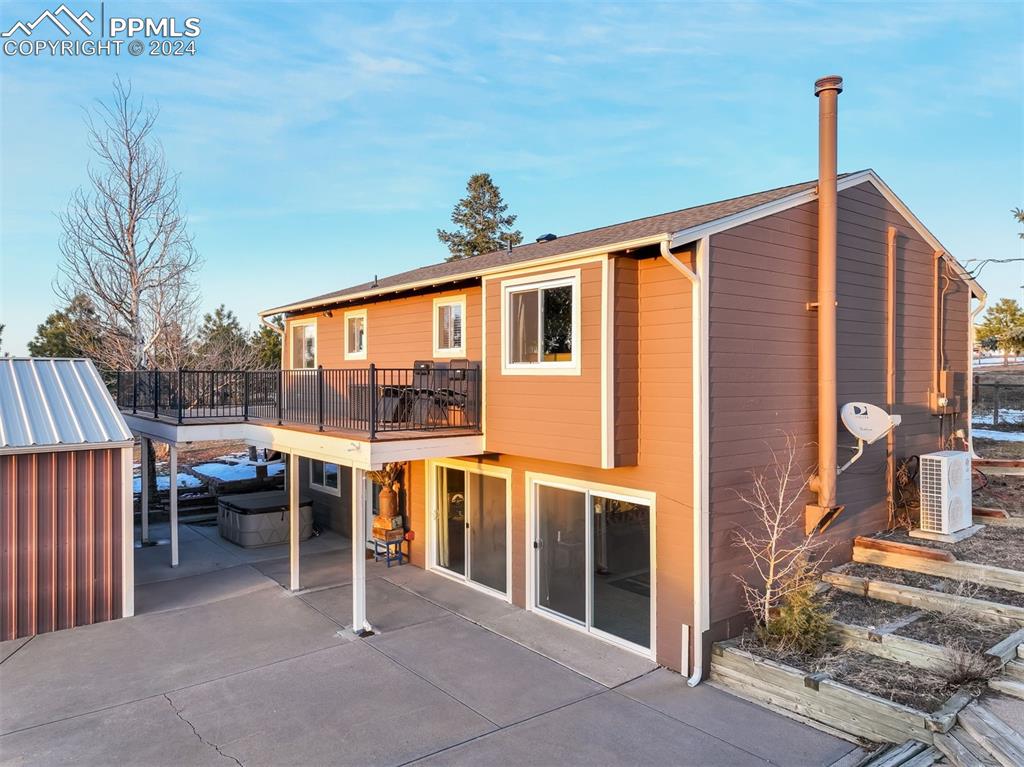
[114,365,482,438]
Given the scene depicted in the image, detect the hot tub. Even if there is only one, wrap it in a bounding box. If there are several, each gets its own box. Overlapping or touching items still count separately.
[218,490,313,548]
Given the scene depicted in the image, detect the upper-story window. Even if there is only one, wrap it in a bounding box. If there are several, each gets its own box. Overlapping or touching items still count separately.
[345,309,367,360]
[433,295,466,358]
[290,321,316,369]
[502,271,580,375]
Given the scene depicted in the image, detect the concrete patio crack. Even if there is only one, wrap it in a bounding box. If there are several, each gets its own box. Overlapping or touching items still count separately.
[163,694,244,767]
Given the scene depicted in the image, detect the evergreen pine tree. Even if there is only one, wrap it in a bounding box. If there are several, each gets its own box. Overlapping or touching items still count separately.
[437,173,523,261]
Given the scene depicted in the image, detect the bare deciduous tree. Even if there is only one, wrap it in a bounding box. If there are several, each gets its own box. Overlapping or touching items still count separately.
[733,435,834,629]
[55,77,201,371]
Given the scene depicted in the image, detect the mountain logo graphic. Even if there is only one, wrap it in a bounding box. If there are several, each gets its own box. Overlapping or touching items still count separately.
[1,4,94,37]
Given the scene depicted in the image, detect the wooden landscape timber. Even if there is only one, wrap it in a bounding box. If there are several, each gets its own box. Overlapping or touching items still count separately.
[709,643,970,745]
[823,569,1024,626]
[973,506,1024,529]
[831,622,952,672]
[852,537,1024,594]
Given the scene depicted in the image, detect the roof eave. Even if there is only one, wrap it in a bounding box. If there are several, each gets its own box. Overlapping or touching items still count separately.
[259,233,671,317]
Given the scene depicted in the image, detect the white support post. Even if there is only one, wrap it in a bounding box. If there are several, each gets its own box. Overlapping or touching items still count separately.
[121,446,135,618]
[140,436,150,543]
[351,468,367,634]
[169,443,179,567]
[289,452,300,591]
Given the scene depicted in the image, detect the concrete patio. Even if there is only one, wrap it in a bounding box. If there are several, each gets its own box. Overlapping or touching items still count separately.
[0,524,864,766]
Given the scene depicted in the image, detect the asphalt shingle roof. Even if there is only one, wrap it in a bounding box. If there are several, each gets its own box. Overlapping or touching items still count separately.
[265,175,838,314]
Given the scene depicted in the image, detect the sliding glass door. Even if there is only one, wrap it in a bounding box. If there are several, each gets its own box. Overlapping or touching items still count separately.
[533,482,652,652]
[434,464,508,596]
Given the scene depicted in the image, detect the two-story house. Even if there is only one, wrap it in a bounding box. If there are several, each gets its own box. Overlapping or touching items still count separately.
[117,77,984,678]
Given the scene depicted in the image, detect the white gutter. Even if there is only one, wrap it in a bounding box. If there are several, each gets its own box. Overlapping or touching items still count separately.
[660,237,710,686]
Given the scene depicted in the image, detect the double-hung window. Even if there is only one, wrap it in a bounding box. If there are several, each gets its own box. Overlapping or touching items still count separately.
[344,309,367,360]
[290,322,316,369]
[433,296,466,358]
[502,272,579,374]
[310,459,340,495]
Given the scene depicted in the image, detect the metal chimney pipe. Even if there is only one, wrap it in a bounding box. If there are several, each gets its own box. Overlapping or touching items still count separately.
[809,74,843,528]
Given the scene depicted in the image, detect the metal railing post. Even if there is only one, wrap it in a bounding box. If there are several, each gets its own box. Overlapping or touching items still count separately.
[243,371,250,421]
[369,364,378,439]
[132,371,138,414]
[277,370,283,425]
[178,369,184,423]
[317,366,325,431]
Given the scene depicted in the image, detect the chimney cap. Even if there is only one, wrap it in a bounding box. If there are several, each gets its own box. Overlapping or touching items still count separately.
[814,75,844,96]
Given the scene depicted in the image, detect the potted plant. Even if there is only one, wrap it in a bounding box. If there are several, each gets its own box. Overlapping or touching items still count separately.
[367,462,403,532]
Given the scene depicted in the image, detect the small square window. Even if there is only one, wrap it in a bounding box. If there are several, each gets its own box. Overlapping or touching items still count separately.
[310,459,341,495]
[344,310,367,360]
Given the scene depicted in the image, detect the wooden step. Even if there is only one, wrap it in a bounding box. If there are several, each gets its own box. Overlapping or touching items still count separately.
[988,677,1024,700]
[934,729,999,766]
[857,740,930,767]
[1004,660,1024,680]
[957,703,1024,767]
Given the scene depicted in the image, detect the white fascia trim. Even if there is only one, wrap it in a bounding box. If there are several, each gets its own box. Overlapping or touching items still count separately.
[432,294,468,359]
[670,170,984,300]
[343,308,367,361]
[260,236,667,317]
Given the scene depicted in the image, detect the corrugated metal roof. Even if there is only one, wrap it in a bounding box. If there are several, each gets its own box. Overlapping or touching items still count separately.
[0,358,133,453]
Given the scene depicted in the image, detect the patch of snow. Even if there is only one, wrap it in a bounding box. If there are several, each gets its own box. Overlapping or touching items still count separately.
[972,428,1024,443]
[268,463,285,476]
[192,462,259,481]
[973,409,1024,426]
[132,473,204,493]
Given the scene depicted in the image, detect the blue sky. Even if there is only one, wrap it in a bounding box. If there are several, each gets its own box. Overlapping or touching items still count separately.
[1,1,1022,354]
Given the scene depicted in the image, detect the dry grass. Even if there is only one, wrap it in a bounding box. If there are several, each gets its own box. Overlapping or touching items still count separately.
[974,438,1024,461]
[942,638,1001,687]
[882,526,1024,571]
[895,610,1011,652]
[845,563,1024,608]
[829,590,919,629]
[974,473,1024,515]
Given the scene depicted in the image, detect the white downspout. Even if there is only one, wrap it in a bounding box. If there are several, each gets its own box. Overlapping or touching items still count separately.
[968,292,987,456]
[660,237,709,686]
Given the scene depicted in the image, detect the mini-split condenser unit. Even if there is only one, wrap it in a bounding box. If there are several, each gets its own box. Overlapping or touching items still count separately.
[918,451,972,535]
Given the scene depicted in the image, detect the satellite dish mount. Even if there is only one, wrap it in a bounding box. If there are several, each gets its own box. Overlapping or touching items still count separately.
[837,402,903,476]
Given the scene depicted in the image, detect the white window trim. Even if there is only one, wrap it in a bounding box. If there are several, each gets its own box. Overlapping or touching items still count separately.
[289,318,318,370]
[343,308,368,361]
[500,269,582,376]
[309,458,342,496]
[524,471,656,659]
[432,295,468,359]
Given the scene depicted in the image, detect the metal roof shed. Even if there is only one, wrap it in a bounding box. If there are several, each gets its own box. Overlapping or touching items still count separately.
[0,358,135,640]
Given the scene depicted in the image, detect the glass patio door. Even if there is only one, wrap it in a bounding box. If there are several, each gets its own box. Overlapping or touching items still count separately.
[533,483,651,651]
[435,466,508,595]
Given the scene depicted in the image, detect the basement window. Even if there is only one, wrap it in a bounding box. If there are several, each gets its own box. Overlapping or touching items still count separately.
[310,460,340,496]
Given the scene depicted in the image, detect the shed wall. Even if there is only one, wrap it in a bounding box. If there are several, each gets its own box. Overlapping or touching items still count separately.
[706,181,973,638]
[1,448,125,641]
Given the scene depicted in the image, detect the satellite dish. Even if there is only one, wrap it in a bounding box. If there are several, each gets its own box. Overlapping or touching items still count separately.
[841,402,902,445]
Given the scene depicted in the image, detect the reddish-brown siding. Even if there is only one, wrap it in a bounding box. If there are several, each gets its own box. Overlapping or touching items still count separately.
[706,181,975,638]
[0,448,124,641]
[614,257,640,466]
[483,261,604,467]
